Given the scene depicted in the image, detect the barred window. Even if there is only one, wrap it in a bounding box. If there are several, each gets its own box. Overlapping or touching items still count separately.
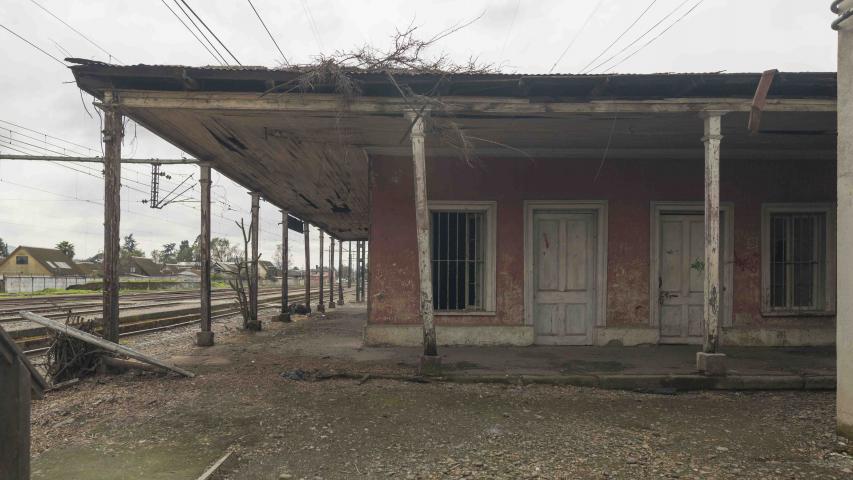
[770,213,826,309]
[762,204,835,315]
[431,211,486,311]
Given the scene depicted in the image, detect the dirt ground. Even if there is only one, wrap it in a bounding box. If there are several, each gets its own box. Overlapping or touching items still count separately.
[29,303,853,479]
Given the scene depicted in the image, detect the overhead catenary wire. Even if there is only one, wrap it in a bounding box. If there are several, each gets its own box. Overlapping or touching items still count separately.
[578,0,659,74]
[585,0,692,74]
[171,0,230,65]
[28,0,123,64]
[548,0,605,74]
[300,0,323,52]
[246,0,288,65]
[603,0,706,73]
[0,23,67,67]
[179,0,243,65]
[160,0,224,65]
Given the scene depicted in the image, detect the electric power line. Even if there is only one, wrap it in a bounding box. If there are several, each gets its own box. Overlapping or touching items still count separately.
[0,23,67,67]
[603,0,706,73]
[549,0,605,74]
[171,0,230,65]
[28,0,123,64]
[578,0,659,74]
[160,0,224,65]
[247,0,288,65]
[179,0,242,65]
[585,0,693,74]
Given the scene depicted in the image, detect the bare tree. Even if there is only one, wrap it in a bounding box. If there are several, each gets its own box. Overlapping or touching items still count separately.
[229,218,260,330]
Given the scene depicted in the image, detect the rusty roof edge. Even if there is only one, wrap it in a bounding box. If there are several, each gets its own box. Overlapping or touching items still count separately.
[68,58,837,101]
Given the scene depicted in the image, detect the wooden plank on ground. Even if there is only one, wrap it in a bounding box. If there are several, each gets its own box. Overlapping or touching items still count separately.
[18,311,195,378]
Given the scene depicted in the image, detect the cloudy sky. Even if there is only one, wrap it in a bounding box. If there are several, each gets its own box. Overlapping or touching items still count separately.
[0,0,839,268]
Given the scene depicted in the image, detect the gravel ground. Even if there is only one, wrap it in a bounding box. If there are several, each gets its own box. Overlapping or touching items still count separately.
[28,305,853,479]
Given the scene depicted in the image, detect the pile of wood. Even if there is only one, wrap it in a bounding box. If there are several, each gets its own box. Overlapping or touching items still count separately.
[44,316,103,383]
[20,311,195,379]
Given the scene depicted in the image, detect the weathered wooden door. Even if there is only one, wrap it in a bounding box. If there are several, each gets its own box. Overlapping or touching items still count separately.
[658,213,709,344]
[533,212,596,345]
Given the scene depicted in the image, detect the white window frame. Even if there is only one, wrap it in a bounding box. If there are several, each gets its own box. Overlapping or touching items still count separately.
[761,203,836,316]
[428,201,497,315]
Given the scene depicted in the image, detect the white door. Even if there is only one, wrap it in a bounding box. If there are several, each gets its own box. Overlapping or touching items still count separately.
[533,212,596,345]
[658,213,714,344]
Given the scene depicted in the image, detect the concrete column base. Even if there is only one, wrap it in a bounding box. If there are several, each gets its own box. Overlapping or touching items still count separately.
[418,355,442,376]
[246,320,262,331]
[196,331,214,346]
[277,312,292,322]
[329,301,336,309]
[697,352,727,376]
[316,303,325,313]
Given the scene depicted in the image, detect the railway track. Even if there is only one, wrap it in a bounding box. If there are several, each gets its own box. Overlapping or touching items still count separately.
[0,287,283,321]
[8,287,350,355]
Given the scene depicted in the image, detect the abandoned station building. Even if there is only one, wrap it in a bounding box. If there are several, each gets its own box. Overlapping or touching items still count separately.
[70,61,837,348]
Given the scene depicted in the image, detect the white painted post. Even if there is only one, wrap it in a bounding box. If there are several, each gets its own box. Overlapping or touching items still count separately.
[407,112,437,359]
[836,0,853,438]
[703,114,722,353]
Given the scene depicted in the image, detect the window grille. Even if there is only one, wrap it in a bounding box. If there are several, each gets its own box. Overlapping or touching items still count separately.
[769,212,826,309]
[430,211,485,311]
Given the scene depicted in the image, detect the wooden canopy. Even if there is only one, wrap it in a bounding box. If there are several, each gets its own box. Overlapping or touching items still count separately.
[70,61,837,239]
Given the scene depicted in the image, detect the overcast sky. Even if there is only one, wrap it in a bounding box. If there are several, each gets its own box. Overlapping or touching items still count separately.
[0,0,839,268]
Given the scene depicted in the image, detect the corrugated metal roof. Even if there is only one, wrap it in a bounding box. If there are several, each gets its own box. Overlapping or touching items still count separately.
[67,57,837,101]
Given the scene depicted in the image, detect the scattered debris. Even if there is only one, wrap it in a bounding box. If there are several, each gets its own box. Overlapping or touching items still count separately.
[280,369,311,381]
[195,449,234,480]
[44,316,103,384]
[19,311,195,378]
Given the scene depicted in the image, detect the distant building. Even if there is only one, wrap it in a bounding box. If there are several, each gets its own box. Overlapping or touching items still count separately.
[258,260,278,279]
[75,261,103,277]
[119,256,164,276]
[0,246,84,276]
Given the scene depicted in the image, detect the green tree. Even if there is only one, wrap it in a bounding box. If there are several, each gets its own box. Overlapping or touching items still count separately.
[0,238,9,257]
[55,240,75,259]
[121,234,144,257]
[176,240,194,262]
[210,237,238,262]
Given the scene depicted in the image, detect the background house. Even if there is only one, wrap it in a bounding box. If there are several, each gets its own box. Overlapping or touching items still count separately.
[0,246,83,277]
[119,256,164,276]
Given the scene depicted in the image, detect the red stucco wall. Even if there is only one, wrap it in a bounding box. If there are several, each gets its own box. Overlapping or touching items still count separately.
[368,154,835,330]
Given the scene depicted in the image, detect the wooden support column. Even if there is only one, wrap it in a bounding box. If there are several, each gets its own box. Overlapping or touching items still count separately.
[838,8,853,438]
[338,239,344,304]
[695,113,727,376]
[317,230,325,312]
[197,165,214,346]
[356,241,363,303]
[348,241,353,288]
[408,113,437,358]
[248,192,261,330]
[278,210,291,322]
[702,114,722,354]
[304,221,311,312]
[101,98,123,344]
[329,237,336,308]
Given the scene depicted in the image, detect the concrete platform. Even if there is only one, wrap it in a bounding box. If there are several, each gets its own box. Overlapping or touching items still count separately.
[169,304,836,391]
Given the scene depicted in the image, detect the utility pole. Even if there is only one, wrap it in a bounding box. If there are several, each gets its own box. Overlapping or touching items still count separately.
[279,210,291,322]
[303,221,311,313]
[329,237,336,308]
[317,230,325,312]
[101,95,123,343]
[338,238,344,305]
[197,165,213,345]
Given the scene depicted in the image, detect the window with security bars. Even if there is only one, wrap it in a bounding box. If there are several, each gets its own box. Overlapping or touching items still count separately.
[769,212,826,310]
[431,211,485,311]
